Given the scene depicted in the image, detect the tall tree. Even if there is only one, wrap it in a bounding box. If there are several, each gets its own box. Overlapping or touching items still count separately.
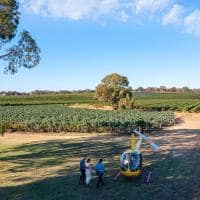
[96,73,134,109]
[0,0,40,74]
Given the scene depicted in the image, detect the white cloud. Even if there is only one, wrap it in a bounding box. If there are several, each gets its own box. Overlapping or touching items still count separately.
[19,0,200,37]
[134,0,172,14]
[163,4,185,25]
[20,0,173,20]
[20,0,121,20]
[184,10,200,36]
[119,10,129,22]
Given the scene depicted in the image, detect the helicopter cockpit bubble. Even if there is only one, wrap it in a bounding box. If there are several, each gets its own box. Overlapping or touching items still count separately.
[120,150,141,172]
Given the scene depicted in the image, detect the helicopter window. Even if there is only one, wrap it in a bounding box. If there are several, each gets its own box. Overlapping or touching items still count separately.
[120,153,133,170]
[129,153,140,171]
[123,155,129,169]
[120,152,142,171]
[120,153,129,170]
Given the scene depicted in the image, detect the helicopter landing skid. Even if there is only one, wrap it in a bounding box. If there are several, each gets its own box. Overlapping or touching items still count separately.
[114,168,152,183]
[141,168,152,183]
[114,171,121,181]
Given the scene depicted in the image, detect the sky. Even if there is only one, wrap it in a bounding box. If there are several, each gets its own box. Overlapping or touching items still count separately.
[0,0,200,92]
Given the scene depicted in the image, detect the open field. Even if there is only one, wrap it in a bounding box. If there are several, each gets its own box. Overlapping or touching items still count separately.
[0,92,200,112]
[0,113,199,200]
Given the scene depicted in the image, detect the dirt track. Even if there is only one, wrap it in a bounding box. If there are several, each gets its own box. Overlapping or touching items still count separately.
[173,112,200,129]
[151,113,200,155]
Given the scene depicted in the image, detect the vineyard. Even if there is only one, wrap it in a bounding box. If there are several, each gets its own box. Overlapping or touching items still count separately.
[0,105,175,133]
[134,92,200,112]
[135,99,200,112]
[0,92,200,112]
[0,93,99,106]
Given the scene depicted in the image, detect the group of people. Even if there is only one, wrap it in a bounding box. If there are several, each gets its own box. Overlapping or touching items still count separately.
[79,156,105,188]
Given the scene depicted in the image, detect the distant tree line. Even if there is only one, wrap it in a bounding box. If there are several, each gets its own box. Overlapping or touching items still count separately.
[1,87,200,96]
[1,86,200,96]
[0,89,95,96]
[134,86,200,93]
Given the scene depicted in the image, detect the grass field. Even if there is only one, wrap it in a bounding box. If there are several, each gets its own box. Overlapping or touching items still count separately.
[0,114,199,200]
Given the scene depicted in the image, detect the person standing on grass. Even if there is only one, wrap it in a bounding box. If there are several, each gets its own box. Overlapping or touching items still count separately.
[85,158,92,186]
[79,155,86,185]
[95,158,105,188]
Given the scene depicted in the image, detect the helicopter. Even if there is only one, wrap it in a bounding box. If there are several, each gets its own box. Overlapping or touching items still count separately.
[114,129,160,182]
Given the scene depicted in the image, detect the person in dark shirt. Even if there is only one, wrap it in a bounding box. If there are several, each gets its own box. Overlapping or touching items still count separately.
[95,158,105,188]
[79,155,86,185]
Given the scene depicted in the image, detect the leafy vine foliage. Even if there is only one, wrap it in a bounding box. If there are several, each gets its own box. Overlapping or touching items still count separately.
[0,105,175,133]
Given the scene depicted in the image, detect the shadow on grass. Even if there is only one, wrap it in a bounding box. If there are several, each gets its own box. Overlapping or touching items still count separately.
[0,129,200,200]
[0,137,127,172]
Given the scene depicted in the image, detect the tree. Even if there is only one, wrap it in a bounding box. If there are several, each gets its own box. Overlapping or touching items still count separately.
[169,87,177,92]
[136,86,144,92]
[96,73,134,109]
[0,0,40,74]
[160,86,167,92]
[182,87,190,92]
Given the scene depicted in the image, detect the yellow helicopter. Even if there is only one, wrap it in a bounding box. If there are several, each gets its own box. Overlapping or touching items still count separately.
[114,129,159,182]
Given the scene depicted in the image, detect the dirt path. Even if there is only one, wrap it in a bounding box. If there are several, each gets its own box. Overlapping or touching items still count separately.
[173,112,200,129]
[151,113,200,156]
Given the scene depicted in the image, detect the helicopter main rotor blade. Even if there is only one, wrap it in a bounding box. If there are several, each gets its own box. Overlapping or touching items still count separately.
[133,130,160,151]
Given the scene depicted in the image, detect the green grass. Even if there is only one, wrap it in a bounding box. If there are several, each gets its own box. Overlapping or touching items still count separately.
[0,132,199,200]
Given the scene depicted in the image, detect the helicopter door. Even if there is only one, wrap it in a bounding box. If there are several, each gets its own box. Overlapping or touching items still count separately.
[120,153,130,171]
[129,153,141,171]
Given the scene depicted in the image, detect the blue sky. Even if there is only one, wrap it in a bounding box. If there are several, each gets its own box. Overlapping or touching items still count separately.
[1,0,200,92]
